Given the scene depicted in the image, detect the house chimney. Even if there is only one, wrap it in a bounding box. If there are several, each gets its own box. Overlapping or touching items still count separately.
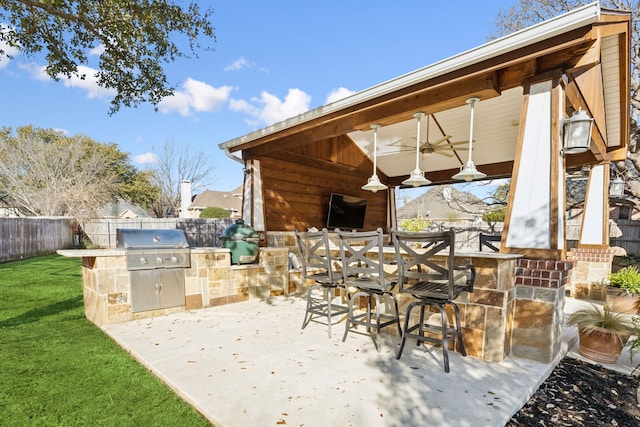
[180,180,192,218]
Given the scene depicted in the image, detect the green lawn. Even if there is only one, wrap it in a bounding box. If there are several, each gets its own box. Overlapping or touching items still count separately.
[0,254,212,426]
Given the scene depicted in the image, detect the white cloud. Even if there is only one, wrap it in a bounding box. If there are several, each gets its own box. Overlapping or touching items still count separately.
[62,65,117,99]
[231,88,311,126]
[19,62,116,100]
[158,78,232,116]
[229,98,260,117]
[326,87,355,104]
[89,44,105,56]
[224,57,253,71]
[0,40,19,69]
[18,62,48,80]
[133,152,158,164]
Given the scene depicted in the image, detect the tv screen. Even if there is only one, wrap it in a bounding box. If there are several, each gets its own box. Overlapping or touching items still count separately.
[327,193,367,230]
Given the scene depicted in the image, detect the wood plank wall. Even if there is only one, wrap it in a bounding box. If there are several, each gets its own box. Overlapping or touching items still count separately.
[258,136,388,232]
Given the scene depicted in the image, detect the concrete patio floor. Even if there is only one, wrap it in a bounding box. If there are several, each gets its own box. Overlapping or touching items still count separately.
[102,297,638,427]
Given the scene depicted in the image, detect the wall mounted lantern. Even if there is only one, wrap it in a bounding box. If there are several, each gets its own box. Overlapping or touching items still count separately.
[561,109,593,154]
[361,124,388,193]
[610,172,625,197]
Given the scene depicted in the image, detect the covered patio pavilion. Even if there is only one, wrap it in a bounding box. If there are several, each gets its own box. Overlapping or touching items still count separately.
[218,2,632,366]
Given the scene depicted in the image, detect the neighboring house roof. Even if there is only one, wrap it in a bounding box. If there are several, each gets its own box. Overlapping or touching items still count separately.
[397,186,487,220]
[189,186,242,213]
[96,198,150,218]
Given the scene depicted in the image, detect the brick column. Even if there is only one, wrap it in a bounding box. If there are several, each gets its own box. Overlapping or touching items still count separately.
[512,258,572,363]
[567,248,616,300]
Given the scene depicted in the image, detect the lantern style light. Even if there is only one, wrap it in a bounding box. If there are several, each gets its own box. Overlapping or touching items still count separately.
[561,109,594,154]
[610,173,625,197]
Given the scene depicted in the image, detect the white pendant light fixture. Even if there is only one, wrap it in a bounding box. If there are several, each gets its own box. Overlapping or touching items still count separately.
[452,97,487,182]
[402,112,431,187]
[361,124,388,193]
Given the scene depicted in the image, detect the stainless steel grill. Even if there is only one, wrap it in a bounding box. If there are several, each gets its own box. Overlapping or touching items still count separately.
[116,228,191,313]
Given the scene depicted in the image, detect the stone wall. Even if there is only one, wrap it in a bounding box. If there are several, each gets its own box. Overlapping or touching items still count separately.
[81,247,293,326]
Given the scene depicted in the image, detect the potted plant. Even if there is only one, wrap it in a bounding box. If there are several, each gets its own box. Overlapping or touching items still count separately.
[567,303,634,364]
[628,316,640,362]
[607,265,640,314]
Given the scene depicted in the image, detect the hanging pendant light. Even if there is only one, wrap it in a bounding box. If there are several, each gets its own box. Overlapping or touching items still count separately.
[402,112,431,187]
[452,97,487,182]
[362,124,388,193]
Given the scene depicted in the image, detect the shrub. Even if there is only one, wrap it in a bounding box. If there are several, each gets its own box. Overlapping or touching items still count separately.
[628,317,640,361]
[200,207,230,218]
[399,217,430,232]
[567,304,634,337]
[609,266,640,294]
[482,208,506,222]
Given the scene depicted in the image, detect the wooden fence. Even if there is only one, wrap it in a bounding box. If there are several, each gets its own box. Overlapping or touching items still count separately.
[81,218,235,248]
[0,217,73,263]
[3,216,639,263]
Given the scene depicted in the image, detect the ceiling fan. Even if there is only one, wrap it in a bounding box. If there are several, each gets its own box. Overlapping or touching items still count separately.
[391,114,470,157]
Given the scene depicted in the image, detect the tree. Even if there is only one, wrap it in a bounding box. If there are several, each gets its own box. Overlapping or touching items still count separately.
[493,0,640,209]
[147,140,216,218]
[0,1,215,114]
[0,125,158,219]
[0,126,116,218]
[200,207,230,219]
[89,140,160,209]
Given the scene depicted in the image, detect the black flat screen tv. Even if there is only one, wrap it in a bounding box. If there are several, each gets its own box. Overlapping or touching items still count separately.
[326,193,367,230]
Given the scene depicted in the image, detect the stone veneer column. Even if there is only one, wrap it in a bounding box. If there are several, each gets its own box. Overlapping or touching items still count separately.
[567,248,616,300]
[511,258,572,363]
[456,256,517,363]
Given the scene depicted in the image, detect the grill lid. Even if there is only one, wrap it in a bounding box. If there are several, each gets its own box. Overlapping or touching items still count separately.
[116,228,189,249]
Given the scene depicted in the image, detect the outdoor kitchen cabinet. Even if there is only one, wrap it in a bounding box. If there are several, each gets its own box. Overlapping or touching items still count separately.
[130,269,186,313]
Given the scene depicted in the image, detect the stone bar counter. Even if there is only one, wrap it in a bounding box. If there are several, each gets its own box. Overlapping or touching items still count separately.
[383,250,569,364]
[57,247,292,326]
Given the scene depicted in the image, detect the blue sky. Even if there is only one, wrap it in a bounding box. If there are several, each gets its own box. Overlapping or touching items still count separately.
[0,1,515,194]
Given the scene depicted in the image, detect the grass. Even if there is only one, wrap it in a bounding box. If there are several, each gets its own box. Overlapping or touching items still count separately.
[0,254,212,426]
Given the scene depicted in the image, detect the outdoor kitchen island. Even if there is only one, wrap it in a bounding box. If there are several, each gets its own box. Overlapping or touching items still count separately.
[56,245,291,327]
[58,234,572,364]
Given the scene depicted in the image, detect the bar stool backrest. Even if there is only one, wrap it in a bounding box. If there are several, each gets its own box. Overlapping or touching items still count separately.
[336,228,392,290]
[294,228,337,284]
[393,229,474,301]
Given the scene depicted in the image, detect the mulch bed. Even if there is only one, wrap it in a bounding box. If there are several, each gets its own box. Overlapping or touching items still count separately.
[506,357,640,427]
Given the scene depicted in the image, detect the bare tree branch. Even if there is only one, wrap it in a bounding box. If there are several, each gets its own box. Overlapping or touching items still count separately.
[147,140,217,217]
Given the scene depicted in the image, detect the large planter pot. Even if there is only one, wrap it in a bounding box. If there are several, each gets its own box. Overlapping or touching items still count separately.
[578,327,628,364]
[606,287,640,314]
